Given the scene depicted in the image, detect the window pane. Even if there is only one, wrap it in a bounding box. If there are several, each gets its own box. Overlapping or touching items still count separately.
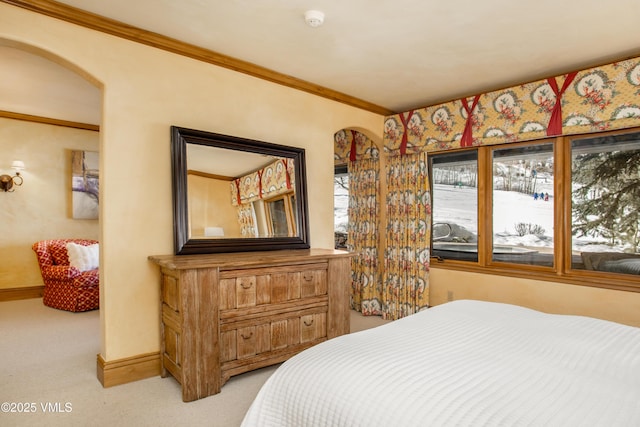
[571,132,640,276]
[431,151,478,261]
[491,143,554,266]
[267,198,289,237]
[334,168,349,249]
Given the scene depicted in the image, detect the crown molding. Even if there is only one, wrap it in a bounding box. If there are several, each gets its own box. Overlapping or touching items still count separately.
[2,0,393,115]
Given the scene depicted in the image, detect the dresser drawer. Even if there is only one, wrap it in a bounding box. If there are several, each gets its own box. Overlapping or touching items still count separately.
[220,309,327,363]
[218,263,328,310]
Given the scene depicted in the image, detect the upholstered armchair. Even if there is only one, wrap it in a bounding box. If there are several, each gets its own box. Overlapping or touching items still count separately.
[32,239,100,312]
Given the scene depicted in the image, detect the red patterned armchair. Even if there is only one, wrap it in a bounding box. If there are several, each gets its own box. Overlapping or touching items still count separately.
[32,239,100,312]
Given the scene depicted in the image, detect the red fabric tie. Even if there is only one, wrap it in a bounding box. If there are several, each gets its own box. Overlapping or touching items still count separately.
[234,179,242,205]
[281,159,291,189]
[257,170,263,198]
[546,71,578,136]
[399,111,414,155]
[349,130,358,161]
[461,95,480,147]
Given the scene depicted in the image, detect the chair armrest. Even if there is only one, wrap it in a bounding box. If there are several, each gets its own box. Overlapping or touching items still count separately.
[79,269,99,280]
[41,265,82,281]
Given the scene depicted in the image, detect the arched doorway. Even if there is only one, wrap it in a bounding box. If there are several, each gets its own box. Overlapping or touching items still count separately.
[334,128,384,316]
[0,38,103,357]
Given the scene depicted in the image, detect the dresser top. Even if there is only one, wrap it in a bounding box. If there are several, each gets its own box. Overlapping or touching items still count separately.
[149,248,353,270]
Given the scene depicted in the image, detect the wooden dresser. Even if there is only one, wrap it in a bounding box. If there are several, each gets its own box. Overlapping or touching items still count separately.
[148,249,352,402]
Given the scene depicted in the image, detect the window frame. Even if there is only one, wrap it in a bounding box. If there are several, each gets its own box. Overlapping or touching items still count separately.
[264,191,296,237]
[429,128,640,293]
[430,150,479,263]
[485,139,558,271]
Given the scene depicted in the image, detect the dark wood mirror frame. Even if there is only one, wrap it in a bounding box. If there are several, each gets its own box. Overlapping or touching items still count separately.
[171,126,310,255]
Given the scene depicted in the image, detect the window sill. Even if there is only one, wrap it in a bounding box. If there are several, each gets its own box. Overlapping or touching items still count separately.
[429,258,640,293]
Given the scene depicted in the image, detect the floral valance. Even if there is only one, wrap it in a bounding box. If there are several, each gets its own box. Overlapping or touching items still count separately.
[334,129,379,163]
[384,57,640,155]
[230,158,295,206]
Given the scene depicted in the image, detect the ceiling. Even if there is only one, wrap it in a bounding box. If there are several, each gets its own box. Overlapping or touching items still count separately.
[2,0,640,124]
[0,43,101,125]
[187,144,278,178]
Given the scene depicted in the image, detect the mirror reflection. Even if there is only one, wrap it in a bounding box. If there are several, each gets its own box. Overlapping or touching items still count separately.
[170,126,310,255]
[186,144,299,239]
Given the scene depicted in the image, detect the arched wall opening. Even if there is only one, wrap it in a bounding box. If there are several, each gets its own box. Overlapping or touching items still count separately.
[334,126,387,316]
[0,36,105,361]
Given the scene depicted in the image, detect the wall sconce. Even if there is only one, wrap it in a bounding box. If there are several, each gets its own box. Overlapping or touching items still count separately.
[0,161,25,192]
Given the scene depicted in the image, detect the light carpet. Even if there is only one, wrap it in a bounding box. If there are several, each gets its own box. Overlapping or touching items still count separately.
[0,298,388,427]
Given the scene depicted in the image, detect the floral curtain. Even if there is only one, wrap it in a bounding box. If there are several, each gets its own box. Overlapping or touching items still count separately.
[335,129,383,315]
[348,156,382,315]
[236,203,257,237]
[383,152,431,320]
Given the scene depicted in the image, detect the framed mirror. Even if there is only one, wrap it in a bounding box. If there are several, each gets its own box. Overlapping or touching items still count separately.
[171,126,310,254]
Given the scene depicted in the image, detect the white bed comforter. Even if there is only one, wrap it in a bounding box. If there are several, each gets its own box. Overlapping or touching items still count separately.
[242,300,640,427]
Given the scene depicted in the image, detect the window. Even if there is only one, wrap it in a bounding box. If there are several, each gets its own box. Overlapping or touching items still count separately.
[264,192,296,237]
[334,165,349,249]
[431,151,478,262]
[491,142,555,267]
[569,131,640,277]
[429,128,640,291]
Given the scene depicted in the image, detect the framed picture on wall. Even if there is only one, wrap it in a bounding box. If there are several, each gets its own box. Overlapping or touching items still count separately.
[71,150,99,219]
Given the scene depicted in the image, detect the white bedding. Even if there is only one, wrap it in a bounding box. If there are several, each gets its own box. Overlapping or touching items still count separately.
[242,300,640,427]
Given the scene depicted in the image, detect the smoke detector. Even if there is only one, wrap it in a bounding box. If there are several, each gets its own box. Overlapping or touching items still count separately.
[304,10,325,28]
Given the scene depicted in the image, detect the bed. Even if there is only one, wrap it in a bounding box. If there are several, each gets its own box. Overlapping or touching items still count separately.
[241,299,640,427]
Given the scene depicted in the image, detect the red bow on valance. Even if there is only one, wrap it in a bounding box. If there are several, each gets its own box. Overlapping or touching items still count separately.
[461,95,481,147]
[399,111,414,155]
[234,179,242,205]
[281,158,292,189]
[349,130,358,161]
[257,170,263,198]
[546,72,578,136]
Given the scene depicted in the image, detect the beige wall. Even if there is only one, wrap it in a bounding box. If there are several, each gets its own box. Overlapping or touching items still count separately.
[1,3,383,361]
[430,268,640,327]
[188,175,241,238]
[0,118,99,289]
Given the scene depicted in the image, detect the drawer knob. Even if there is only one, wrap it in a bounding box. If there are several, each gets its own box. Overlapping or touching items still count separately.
[303,319,314,326]
[240,281,253,289]
[240,332,253,340]
[303,273,313,281]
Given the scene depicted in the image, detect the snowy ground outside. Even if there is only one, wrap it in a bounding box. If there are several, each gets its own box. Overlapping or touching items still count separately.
[334,180,620,253]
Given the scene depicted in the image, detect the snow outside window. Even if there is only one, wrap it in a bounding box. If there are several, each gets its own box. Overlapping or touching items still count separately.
[570,132,640,276]
[334,166,349,250]
[431,151,479,262]
[491,143,555,267]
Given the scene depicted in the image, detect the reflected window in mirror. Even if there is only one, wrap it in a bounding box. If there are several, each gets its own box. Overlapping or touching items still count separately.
[264,192,296,237]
